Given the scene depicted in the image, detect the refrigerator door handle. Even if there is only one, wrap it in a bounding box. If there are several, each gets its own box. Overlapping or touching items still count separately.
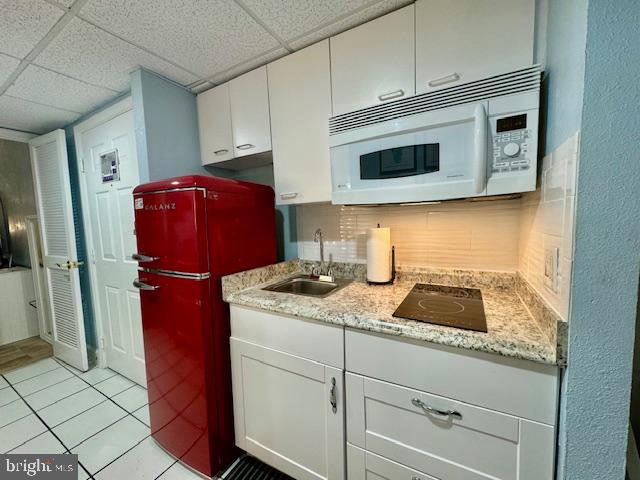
[133,279,160,291]
[132,253,160,262]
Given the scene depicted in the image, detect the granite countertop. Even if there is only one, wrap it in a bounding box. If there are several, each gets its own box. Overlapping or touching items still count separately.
[222,260,559,365]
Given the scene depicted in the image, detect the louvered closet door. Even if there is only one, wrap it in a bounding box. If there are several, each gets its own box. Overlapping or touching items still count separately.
[29,130,88,370]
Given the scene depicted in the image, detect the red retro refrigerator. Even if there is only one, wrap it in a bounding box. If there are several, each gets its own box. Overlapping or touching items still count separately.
[132,175,276,477]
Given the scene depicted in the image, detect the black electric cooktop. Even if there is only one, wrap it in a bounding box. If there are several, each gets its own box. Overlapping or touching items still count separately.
[393,283,488,333]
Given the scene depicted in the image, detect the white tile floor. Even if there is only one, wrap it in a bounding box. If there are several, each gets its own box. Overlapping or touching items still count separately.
[0,357,206,479]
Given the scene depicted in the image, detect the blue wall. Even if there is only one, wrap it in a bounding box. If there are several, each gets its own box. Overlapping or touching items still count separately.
[539,3,590,477]
[541,0,588,155]
[560,1,640,478]
[130,68,206,182]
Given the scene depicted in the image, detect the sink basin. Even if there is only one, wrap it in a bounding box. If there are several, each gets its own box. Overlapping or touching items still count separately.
[263,274,351,298]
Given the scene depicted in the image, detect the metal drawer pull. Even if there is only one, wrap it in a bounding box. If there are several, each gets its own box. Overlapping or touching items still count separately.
[133,279,160,291]
[411,397,462,420]
[378,89,405,101]
[236,143,255,150]
[132,253,159,263]
[280,192,298,199]
[330,377,337,413]
[428,72,461,88]
[213,149,229,155]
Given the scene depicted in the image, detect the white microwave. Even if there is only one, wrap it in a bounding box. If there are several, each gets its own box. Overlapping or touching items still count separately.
[329,66,541,205]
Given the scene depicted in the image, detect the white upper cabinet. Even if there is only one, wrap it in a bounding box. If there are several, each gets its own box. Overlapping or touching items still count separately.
[229,66,272,158]
[197,83,234,165]
[330,5,415,116]
[268,40,332,205]
[416,0,535,94]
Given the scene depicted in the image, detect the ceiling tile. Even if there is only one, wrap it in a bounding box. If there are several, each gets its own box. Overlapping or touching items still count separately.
[0,53,21,86]
[0,0,65,58]
[79,0,281,78]
[240,0,371,42]
[0,95,79,133]
[33,17,199,91]
[208,48,288,85]
[288,0,411,51]
[6,64,117,114]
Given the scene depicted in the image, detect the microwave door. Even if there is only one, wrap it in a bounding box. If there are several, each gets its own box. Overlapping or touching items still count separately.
[333,101,488,204]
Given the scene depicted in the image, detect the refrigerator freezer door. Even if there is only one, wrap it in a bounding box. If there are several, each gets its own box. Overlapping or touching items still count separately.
[136,271,215,476]
[133,188,209,274]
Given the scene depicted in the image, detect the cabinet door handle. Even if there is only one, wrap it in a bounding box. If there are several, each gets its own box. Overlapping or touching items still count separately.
[330,377,337,413]
[377,89,405,102]
[411,397,461,420]
[280,192,298,200]
[133,279,160,291]
[236,143,255,150]
[428,72,461,88]
[213,149,229,155]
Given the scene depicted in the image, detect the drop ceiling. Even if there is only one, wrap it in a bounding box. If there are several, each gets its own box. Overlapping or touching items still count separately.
[0,0,411,135]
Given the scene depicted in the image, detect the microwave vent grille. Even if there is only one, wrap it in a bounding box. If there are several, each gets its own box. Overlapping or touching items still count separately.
[329,65,542,135]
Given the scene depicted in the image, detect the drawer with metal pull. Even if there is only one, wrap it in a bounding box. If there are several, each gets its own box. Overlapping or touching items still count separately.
[346,372,554,480]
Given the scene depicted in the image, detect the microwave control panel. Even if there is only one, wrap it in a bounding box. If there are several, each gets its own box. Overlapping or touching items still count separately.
[491,113,533,174]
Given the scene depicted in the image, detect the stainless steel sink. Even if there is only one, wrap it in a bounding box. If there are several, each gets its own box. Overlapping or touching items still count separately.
[263,274,351,298]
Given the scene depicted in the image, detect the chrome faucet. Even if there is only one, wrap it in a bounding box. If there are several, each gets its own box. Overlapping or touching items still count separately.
[313,228,332,279]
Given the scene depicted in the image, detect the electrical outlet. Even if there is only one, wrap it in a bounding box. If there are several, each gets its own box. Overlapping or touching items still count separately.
[544,247,559,293]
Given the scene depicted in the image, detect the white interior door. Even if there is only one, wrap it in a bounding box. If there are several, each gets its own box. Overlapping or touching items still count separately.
[29,130,88,370]
[77,107,145,385]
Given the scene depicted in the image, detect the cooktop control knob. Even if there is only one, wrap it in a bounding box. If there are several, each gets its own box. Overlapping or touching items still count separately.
[503,142,521,157]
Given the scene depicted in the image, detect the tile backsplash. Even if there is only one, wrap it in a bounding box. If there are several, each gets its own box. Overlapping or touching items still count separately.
[297,197,522,271]
[296,132,580,322]
[518,132,579,320]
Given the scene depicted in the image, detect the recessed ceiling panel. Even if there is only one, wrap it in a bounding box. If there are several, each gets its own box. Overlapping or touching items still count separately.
[34,18,199,91]
[6,64,117,114]
[240,0,371,42]
[0,95,79,134]
[287,0,411,50]
[0,53,20,86]
[0,0,65,58]
[79,0,281,78]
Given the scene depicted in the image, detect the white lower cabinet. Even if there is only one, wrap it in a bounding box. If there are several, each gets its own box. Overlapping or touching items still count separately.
[229,307,557,480]
[230,307,345,480]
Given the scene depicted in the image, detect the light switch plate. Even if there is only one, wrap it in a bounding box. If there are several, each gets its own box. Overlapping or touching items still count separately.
[544,247,559,293]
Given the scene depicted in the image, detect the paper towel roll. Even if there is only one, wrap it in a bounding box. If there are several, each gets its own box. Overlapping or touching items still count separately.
[367,227,392,283]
